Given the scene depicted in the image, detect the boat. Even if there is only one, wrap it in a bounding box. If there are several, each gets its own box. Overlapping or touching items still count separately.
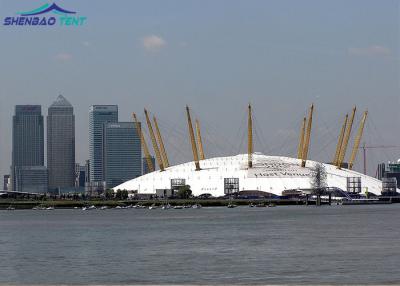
[268,203,277,207]
[149,204,158,209]
[227,203,237,208]
[100,206,108,210]
[46,206,55,210]
[134,203,146,209]
[255,203,266,208]
[183,205,191,209]
[6,205,15,210]
[82,205,96,211]
[162,204,171,210]
[173,205,184,209]
[249,203,255,207]
[192,204,202,209]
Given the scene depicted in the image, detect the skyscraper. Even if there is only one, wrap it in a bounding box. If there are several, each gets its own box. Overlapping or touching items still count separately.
[11,105,46,192]
[47,95,75,191]
[89,105,118,183]
[103,122,141,188]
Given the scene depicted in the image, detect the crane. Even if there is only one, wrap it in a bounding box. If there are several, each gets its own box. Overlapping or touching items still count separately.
[358,144,400,175]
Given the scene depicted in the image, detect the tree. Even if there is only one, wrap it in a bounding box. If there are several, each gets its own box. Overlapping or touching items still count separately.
[310,163,327,194]
[105,189,114,200]
[176,185,192,199]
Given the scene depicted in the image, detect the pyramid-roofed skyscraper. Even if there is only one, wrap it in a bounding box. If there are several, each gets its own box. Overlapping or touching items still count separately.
[47,95,75,191]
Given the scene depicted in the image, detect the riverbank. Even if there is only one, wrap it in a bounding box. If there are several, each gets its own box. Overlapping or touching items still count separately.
[0,198,304,209]
[1,196,399,209]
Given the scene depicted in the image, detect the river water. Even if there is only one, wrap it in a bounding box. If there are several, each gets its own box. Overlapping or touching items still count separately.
[0,204,399,285]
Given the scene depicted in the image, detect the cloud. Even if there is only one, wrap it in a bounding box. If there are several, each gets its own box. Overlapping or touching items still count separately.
[54,52,72,61]
[142,35,166,52]
[348,45,391,57]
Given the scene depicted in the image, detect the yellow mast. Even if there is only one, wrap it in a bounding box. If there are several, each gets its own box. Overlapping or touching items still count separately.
[297,117,306,159]
[195,119,205,160]
[153,115,169,168]
[301,104,314,168]
[186,105,201,171]
[132,112,154,172]
[332,114,348,166]
[248,104,253,168]
[348,110,368,170]
[144,109,164,171]
[337,106,356,169]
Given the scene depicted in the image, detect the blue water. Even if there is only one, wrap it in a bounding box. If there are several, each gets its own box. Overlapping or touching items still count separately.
[0,205,399,284]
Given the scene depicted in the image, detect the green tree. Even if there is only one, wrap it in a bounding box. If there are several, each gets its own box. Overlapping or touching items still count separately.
[176,185,192,199]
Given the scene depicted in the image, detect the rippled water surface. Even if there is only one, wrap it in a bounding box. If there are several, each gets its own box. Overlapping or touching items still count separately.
[0,205,399,284]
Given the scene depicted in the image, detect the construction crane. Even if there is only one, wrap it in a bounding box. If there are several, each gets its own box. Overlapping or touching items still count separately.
[359,144,400,175]
[337,106,356,169]
[195,119,205,160]
[348,111,368,170]
[144,109,164,171]
[301,104,314,168]
[332,114,348,166]
[153,115,169,168]
[248,104,253,168]
[186,105,201,171]
[132,112,154,173]
[297,117,306,159]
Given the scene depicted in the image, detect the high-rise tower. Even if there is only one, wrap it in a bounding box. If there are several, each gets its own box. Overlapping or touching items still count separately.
[47,95,75,191]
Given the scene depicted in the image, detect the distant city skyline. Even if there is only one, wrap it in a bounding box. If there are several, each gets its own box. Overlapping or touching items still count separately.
[0,0,399,177]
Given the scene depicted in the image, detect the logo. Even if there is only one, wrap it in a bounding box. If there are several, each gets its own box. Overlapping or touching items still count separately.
[3,3,87,26]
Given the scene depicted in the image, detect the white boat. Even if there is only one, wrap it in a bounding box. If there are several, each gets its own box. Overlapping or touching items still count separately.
[162,204,171,210]
[227,203,237,208]
[46,206,55,210]
[149,204,158,209]
[6,205,15,210]
[173,205,183,209]
[100,206,108,210]
[192,204,202,209]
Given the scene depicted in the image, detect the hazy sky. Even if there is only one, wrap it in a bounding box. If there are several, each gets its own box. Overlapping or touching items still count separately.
[0,0,399,177]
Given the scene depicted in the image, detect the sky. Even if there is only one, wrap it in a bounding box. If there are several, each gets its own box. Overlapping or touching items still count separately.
[0,0,399,177]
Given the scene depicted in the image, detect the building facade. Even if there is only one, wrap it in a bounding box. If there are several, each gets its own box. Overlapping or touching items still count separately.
[104,122,141,189]
[3,175,10,190]
[142,156,155,175]
[14,166,48,194]
[47,95,75,191]
[89,105,118,183]
[11,105,46,192]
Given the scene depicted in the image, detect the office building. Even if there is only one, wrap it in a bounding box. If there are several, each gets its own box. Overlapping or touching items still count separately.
[143,156,156,175]
[75,163,86,188]
[103,122,141,188]
[89,105,118,183]
[3,175,9,190]
[47,95,75,191]
[14,166,48,194]
[11,105,46,192]
[377,161,400,189]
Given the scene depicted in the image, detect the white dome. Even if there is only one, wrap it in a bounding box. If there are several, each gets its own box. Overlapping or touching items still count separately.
[114,154,386,196]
